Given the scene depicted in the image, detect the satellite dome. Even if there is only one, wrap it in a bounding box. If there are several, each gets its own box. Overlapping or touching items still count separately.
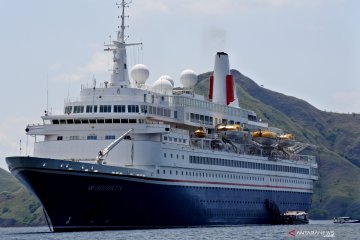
[159,75,174,87]
[180,69,197,88]
[130,64,149,85]
[152,77,173,94]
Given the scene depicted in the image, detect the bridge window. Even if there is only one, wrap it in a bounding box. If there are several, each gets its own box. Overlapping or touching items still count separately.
[64,106,72,114]
[248,115,257,121]
[128,105,139,113]
[141,105,147,113]
[114,105,126,113]
[87,135,97,140]
[73,106,84,113]
[100,105,111,113]
[86,106,93,113]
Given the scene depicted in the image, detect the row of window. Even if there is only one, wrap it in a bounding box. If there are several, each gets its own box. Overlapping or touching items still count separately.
[65,104,173,116]
[170,185,311,195]
[159,168,265,181]
[169,95,253,119]
[270,177,309,185]
[163,136,187,144]
[65,103,249,126]
[157,168,309,186]
[148,106,172,118]
[52,118,141,125]
[189,113,213,125]
[186,112,243,126]
[189,155,309,175]
[57,135,116,141]
[163,153,185,159]
[65,104,142,114]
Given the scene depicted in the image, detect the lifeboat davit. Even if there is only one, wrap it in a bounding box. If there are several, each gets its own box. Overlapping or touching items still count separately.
[216,124,248,143]
[251,130,278,146]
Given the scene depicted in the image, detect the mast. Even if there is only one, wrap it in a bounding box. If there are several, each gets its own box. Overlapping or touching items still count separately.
[105,0,142,87]
[118,0,126,43]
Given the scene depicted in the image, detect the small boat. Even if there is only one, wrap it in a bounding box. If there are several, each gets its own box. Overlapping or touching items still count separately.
[282,211,309,224]
[216,124,249,143]
[194,127,206,138]
[333,217,360,223]
[278,133,296,147]
[251,130,278,146]
[216,124,242,132]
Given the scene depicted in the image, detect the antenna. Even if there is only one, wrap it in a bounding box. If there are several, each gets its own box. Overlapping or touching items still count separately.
[116,0,132,43]
[46,73,49,111]
[67,81,70,99]
[26,135,29,156]
[19,139,22,155]
[92,76,96,89]
[92,76,96,114]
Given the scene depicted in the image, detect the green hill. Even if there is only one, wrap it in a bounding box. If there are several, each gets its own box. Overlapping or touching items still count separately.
[195,70,360,219]
[0,168,45,226]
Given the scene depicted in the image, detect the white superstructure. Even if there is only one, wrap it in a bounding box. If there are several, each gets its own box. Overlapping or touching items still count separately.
[25,0,318,201]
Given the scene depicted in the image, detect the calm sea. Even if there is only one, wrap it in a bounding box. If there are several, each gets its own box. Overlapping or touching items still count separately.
[1,220,360,240]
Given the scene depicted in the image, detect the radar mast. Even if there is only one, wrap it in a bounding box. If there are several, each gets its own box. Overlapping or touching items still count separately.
[105,0,141,87]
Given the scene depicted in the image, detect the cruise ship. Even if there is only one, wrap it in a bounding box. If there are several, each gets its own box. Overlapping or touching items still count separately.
[6,1,319,232]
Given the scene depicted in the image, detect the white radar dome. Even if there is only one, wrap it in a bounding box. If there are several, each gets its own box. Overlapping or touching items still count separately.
[152,77,173,94]
[130,64,150,85]
[159,75,174,87]
[180,69,197,88]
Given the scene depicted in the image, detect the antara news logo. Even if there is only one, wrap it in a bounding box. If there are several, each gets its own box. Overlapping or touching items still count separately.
[288,229,335,238]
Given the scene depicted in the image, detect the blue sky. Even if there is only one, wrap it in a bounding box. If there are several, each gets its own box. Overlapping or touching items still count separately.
[0,0,359,170]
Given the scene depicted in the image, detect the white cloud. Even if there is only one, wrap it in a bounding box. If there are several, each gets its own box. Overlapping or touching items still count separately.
[48,63,62,72]
[53,51,110,83]
[84,52,109,73]
[55,73,84,82]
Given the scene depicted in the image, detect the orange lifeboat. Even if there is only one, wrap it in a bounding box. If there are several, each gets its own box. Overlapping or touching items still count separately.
[194,128,206,138]
[279,134,295,140]
[251,130,278,139]
[251,130,278,146]
[216,124,242,132]
[278,133,295,147]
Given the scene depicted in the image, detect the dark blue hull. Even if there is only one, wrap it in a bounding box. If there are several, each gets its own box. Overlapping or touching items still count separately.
[6,156,312,232]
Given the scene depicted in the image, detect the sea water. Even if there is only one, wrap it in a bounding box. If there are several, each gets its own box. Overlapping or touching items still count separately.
[1,220,359,240]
